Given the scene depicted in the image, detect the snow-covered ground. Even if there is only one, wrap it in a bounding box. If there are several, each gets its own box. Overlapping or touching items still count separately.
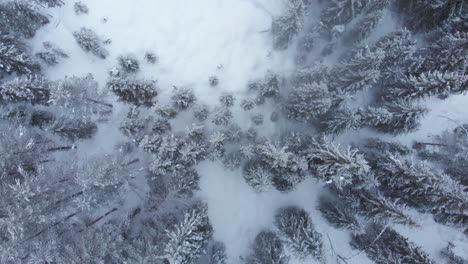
[31,1,467,263]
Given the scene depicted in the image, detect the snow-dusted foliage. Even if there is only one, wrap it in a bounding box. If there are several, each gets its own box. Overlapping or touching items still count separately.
[0,33,40,75]
[275,206,325,261]
[73,27,108,59]
[308,137,369,187]
[351,223,435,264]
[1,1,467,263]
[108,78,158,106]
[163,204,212,264]
[247,231,289,264]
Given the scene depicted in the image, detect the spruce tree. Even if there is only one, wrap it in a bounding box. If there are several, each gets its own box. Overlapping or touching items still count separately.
[108,78,158,106]
[384,71,467,101]
[318,195,362,232]
[247,231,289,264]
[378,155,467,226]
[0,2,49,38]
[172,86,196,110]
[272,0,308,49]
[329,46,384,94]
[0,75,51,105]
[163,204,212,264]
[0,33,40,75]
[351,223,435,264]
[285,82,333,122]
[307,137,369,187]
[73,27,109,59]
[275,206,325,261]
[320,0,369,28]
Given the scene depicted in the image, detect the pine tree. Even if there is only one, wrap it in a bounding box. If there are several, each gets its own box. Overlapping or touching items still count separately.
[422,31,467,73]
[272,0,308,49]
[241,99,255,111]
[285,82,333,122]
[243,160,274,193]
[172,86,197,110]
[0,2,49,38]
[377,155,468,226]
[337,186,416,225]
[323,100,427,135]
[247,231,289,264]
[0,33,40,75]
[318,195,362,232]
[275,206,325,261]
[307,137,369,187]
[193,104,210,122]
[211,107,232,126]
[207,241,227,264]
[413,124,468,187]
[320,0,369,28]
[118,55,140,73]
[74,1,89,15]
[219,92,235,108]
[351,223,435,264]
[73,27,109,59]
[329,46,384,94]
[396,0,466,32]
[46,116,98,142]
[52,74,111,117]
[163,205,212,264]
[344,0,389,44]
[0,75,51,105]
[108,78,158,106]
[170,169,200,198]
[364,100,428,134]
[35,0,64,7]
[384,71,467,101]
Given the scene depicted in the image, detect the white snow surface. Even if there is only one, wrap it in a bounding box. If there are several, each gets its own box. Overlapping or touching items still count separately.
[32,0,468,263]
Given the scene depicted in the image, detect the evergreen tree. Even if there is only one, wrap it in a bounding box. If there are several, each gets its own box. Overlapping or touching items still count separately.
[73,27,109,59]
[243,160,274,193]
[211,107,232,126]
[337,186,416,225]
[272,0,308,50]
[351,223,435,264]
[384,71,467,101]
[193,104,210,122]
[170,169,200,198]
[108,78,158,106]
[320,0,369,28]
[0,33,40,75]
[0,75,51,105]
[318,195,362,232]
[413,125,468,187]
[422,31,467,73]
[207,241,227,264]
[307,137,369,187]
[74,1,89,15]
[241,99,255,111]
[163,204,212,264]
[377,155,468,226]
[275,206,325,261]
[329,46,384,94]
[219,92,235,108]
[172,86,197,110]
[0,2,49,38]
[344,0,389,44]
[323,100,427,135]
[285,82,333,122]
[118,55,140,73]
[247,231,289,264]
[396,0,466,32]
